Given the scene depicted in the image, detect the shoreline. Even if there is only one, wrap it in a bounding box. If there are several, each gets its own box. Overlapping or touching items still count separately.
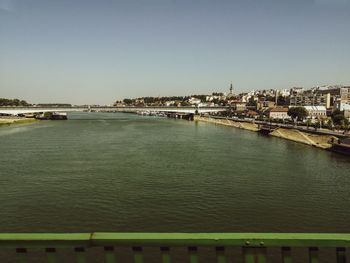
[0,118,38,127]
[194,115,260,132]
[194,115,342,152]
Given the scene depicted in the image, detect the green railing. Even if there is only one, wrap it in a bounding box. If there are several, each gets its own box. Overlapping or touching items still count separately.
[0,233,349,262]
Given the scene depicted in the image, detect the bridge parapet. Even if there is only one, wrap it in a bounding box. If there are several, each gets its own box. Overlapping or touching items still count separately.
[0,232,348,262]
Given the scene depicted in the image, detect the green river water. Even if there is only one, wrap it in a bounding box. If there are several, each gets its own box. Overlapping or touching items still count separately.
[0,112,349,233]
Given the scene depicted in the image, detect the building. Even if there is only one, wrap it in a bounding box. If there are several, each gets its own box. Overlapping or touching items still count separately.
[303,106,327,119]
[289,89,331,108]
[290,86,349,108]
[290,87,304,96]
[257,100,275,110]
[344,86,350,101]
[344,105,350,120]
[279,89,290,97]
[164,101,176,106]
[206,95,222,102]
[231,102,246,111]
[327,87,348,101]
[317,86,349,106]
[268,107,290,120]
[228,83,234,98]
[188,97,201,105]
[334,101,350,120]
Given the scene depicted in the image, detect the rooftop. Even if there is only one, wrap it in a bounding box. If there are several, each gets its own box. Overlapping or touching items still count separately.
[270,107,289,112]
[303,106,327,111]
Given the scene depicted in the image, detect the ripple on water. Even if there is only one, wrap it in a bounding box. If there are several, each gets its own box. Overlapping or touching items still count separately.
[0,112,349,233]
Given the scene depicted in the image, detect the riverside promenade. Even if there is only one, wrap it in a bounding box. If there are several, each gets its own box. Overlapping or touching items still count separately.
[195,115,350,155]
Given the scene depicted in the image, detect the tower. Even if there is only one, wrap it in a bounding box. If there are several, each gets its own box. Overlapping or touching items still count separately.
[275,89,278,105]
[229,83,233,96]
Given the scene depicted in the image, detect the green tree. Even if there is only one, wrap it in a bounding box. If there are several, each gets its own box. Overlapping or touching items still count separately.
[20,100,29,106]
[287,107,308,121]
[123,99,133,105]
[332,110,349,129]
[0,98,30,106]
[326,119,333,130]
[212,92,224,96]
[247,97,257,107]
[306,119,312,129]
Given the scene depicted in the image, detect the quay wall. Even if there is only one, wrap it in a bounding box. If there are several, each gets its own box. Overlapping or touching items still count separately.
[194,116,337,150]
[194,116,259,132]
[269,128,335,149]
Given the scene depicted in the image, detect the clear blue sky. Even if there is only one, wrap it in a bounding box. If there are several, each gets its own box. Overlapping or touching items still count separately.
[1,0,349,105]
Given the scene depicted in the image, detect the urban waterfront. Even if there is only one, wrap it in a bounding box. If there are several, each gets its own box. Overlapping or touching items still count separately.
[0,112,349,234]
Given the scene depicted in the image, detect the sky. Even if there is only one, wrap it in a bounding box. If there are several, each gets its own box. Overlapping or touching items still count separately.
[0,0,350,105]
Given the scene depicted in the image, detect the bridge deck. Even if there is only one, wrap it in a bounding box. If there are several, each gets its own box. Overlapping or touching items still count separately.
[0,106,228,115]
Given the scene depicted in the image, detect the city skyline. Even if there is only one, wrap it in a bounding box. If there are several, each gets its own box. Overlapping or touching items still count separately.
[1,0,350,104]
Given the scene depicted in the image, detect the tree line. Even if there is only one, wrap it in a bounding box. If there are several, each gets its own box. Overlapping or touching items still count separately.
[0,98,30,106]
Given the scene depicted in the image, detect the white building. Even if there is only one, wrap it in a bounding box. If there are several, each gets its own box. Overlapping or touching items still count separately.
[198,102,214,107]
[279,89,290,97]
[334,101,350,111]
[334,101,350,120]
[303,106,327,119]
[206,95,221,102]
[188,97,201,105]
[269,108,290,120]
[164,101,176,106]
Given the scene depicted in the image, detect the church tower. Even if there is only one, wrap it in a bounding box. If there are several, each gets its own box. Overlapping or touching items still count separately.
[229,83,233,97]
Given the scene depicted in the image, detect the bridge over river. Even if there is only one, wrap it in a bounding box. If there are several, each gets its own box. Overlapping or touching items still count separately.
[0,106,228,116]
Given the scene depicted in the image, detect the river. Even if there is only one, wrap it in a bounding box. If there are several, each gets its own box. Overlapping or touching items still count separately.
[0,112,349,233]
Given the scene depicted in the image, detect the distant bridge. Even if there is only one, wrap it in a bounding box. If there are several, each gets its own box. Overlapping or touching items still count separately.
[0,106,228,116]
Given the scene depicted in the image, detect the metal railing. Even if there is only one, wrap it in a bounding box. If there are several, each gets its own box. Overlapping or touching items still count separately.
[0,233,349,262]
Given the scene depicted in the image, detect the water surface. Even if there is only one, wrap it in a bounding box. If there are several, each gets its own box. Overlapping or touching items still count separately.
[0,112,349,233]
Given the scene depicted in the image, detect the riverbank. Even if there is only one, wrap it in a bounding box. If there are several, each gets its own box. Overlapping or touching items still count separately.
[194,115,259,131]
[194,116,338,150]
[269,128,336,149]
[0,118,37,126]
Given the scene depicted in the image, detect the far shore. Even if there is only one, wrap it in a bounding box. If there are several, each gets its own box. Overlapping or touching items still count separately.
[0,117,37,126]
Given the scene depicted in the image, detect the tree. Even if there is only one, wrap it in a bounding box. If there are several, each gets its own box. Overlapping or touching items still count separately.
[20,100,29,106]
[0,98,30,106]
[123,99,133,105]
[247,97,257,107]
[306,119,312,129]
[218,100,227,106]
[287,107,308,121]
[326,119,333,130]
[212,92,224,96]
[332,110,349,130]
[314,119,321,129]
